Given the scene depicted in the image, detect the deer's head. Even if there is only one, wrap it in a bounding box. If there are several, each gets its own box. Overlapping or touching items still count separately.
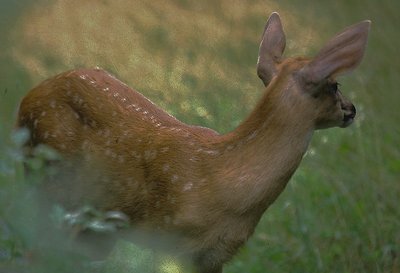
[257,12,370,130]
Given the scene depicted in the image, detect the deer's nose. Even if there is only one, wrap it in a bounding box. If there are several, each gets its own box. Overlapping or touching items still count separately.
[343,104,356,124]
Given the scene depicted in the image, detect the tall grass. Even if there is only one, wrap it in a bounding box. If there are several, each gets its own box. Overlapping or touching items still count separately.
[1,0,399,272]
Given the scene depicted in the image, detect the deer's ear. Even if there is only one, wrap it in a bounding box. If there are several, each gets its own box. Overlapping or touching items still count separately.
[257,12,286,86]
[301,20,370,83]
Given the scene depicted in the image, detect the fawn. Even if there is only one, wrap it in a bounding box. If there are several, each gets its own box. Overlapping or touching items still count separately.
[17,12,370,273]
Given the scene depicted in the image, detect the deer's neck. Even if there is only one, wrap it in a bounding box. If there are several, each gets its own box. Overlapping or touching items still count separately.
[211,78,314,215]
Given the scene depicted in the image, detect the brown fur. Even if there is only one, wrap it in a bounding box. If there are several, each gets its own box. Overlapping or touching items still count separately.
[16,13,370,273]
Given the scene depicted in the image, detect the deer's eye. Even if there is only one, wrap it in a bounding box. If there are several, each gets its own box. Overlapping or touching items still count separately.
[328,82,339,94]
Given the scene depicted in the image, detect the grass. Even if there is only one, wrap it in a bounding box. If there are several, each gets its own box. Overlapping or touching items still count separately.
[1,0,399,272]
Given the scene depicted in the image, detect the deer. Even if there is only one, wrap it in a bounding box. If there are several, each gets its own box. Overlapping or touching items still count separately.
[17,12,370,273]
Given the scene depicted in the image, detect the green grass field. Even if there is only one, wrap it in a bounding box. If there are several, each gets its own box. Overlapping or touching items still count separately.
[1,0,399,272]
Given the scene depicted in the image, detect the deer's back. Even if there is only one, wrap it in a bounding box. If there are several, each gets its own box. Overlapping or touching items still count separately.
[17,68,219,219]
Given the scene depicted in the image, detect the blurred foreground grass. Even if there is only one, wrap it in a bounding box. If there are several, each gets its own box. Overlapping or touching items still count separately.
[1,0,399,272]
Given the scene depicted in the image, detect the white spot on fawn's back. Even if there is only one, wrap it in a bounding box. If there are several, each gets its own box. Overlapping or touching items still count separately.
[127,104,137,109]
[204,150,219,156]
[171,175,179,183]
[144,150,157,161]
[183,182,193,192]
[163,164,170,172]
[226,145,234,152]
[246,131,258,142]
[160,147,169,153]
[131,151,141,160]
